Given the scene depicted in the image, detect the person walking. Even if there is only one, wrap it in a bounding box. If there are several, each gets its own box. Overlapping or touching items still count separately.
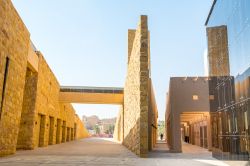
[160,133,163,140]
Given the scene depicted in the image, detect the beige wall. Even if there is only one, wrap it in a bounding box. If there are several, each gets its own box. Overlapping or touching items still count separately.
[148,79,158,150]
[123,15,149,157]
[113,106,124,142]
[166,77,211,152]
[75,114,89,139]
[0,1,157,158]
[17,66,38,149]
[0,0,30,156]
[0,1,88,156]
[16,52,89,150]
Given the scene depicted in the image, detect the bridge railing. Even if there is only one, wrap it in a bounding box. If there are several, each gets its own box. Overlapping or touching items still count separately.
[60,86,124,94]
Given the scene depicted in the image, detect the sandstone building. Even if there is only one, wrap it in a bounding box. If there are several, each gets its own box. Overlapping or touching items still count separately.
[165,77,212,152]
[113,15,158,157]
[0,0,89,156]
[0,1,158,158]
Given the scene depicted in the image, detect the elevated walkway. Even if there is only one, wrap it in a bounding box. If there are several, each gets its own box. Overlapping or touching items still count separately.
[59,86,124,105]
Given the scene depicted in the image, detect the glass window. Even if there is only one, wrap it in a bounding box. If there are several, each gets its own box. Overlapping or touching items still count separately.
[193,95,199,100]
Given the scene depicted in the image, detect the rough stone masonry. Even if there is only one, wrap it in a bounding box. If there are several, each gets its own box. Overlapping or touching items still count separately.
[0,0,158,158]
[0,0,88,156]
[114,16,158,157]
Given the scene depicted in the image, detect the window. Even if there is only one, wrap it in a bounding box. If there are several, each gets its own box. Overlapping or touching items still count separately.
[193,95,199,100]
[0,57,10,120]
[209,95,215,100]
[245,111,248,130]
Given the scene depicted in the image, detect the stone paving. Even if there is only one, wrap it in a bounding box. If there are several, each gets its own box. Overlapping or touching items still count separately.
[0,138,249,166]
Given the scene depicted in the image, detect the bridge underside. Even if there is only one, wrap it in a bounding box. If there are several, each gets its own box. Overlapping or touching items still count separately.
[59,86,124,105]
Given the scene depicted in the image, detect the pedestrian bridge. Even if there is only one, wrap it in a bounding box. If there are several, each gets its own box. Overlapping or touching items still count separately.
[59,86,124,105]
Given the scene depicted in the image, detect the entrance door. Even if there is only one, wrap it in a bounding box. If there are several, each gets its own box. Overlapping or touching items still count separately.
[204,126,208,148]
[56,119,61,144]
[39,115,46,147]
[48,116,54,145]
[36,114,41,147]
[200,127,204,147]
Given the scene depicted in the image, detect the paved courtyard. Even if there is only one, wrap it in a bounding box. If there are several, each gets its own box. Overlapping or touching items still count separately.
[0,138,249,166]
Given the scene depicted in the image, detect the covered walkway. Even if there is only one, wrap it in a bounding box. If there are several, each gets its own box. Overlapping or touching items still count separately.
[59,86,124,104]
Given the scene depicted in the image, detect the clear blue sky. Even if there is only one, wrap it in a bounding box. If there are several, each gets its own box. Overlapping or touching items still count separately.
[12,0,213,120]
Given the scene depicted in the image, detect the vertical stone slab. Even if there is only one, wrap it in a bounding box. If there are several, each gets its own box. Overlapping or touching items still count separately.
[38,114,47,147]
[62,121,66,142]
[139,15,149,157]
[206,26,230,76]
[128,30,136,64]
[56,119,62,144]
[17,67,38,150]
[170,112,181,152]
[148,79,158,150]
[206,113,212,151]
[123,15,149,157]
[113,106,124,142]
[48,116,55,145]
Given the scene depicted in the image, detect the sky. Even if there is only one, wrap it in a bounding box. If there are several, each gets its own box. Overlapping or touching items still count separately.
[12,0,213,120]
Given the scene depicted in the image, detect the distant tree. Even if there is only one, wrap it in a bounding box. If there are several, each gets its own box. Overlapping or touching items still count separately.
[93,125,100,134]
[108,124,115,134]
[104,130,109,134]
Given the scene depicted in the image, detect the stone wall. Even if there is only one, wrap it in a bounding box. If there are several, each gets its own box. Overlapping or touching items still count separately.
[148,79,158,150]
[123,15,149,157]
[0,1,88,156]
[32,54,62,148]
[0,0,30,156]
[0,1,156,158]
[15,52,89,150]
[75,115,89,139]
[165,77,211,152]
[19,53,89,149]
[113,106,124,142]
[206,26,230,76]
[17,66,38,149]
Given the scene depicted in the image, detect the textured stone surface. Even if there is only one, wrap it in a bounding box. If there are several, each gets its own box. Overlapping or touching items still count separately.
[0,0,30,156]
[148,79,158,151]
[113,106,124,142]
[0,1,157,158]
[206,26,230,76]
[0,0,88,156]
[17,67,38,150]
[123,15,149,157]
[114,15,158,157]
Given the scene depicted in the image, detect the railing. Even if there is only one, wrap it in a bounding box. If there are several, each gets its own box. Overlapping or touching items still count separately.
[60,86,124,94]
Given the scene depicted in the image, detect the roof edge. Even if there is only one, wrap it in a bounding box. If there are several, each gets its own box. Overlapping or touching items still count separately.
[205,0,217,26]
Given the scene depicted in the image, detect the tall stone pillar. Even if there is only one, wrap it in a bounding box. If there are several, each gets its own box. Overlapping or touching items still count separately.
[123,15,149,157]
[170,112,181,152]
[128,30,136,64]
[206,25,230,76]
[207,113,212,151]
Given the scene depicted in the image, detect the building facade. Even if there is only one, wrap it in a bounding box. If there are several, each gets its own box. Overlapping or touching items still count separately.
[0,1,158,157]
[165,77,212,152]
[0,0,89,156]
[206,0,250,160]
